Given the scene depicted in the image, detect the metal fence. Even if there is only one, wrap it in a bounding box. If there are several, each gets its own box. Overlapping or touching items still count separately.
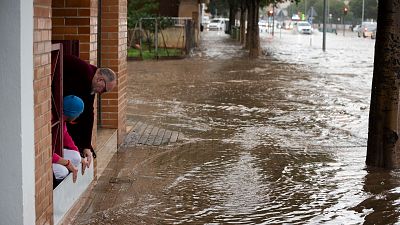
[128,17,195,59]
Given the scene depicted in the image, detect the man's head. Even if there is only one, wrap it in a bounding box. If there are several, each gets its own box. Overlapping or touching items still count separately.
[91,68,117,95]
[63,95,84,121]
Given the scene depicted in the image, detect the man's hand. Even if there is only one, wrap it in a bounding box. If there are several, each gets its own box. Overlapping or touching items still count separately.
[83,148,93,167]
[81,157,91,175]
[81,149,93,175]
[66,163,78,183]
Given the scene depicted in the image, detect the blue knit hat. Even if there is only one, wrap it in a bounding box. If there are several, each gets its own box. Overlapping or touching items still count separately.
[63,95,84,119]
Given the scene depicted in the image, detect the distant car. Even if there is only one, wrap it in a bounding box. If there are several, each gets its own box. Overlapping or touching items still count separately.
[258,20,268,32]
[208,19,226,30]
[202,16,210,29]
[352,24,361,32]
[358,22,377,38]
[371,30,376,39]
[296,21,313,34]
[282,21,293,30]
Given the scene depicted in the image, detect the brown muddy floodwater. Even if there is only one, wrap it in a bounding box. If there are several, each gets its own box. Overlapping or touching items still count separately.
[74,30,400,225]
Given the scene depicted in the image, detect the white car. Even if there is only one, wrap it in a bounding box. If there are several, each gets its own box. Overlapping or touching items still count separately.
[352,24,362,32]
[296,21,313,34]
[208,19,226,30]
[258,20,268,32]
[202,15,210,29]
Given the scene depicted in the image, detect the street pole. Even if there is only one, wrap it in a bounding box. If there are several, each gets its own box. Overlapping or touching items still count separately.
[327,0,331,30]
[322,0,327,51]
[305,0,307,18]
[343,16,345,36]
[139,19,143,58]
[272,8,275,36]
[155,18,158,59]
[362,0,365,23]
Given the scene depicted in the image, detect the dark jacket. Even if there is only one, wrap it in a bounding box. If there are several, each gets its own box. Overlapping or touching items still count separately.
[63,55,97,154]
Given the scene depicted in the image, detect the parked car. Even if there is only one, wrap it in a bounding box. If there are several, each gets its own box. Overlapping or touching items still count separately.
[208,18,226,30]
[371,30,376,39]
[352,24,362,32]
[282,21,294,30]
[295,21,313,34]
[258,20,268,32]
[357,22,377,38]
[202,15,210,29]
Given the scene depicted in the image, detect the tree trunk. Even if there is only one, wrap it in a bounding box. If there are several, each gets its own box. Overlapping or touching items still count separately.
[248,0,260,58]
[245,0,252,50]
[367,0,400,168]
[228,5,235,35]
[240,4,246,45]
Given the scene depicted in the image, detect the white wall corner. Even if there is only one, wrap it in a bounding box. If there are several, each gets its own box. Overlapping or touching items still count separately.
[0,0,35,224]
[20,0,35,224]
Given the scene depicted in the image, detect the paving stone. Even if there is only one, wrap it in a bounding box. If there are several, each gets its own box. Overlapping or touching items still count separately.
[124,121,184,147]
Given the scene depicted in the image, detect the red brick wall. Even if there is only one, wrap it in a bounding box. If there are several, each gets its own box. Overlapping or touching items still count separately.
[34,0,53,224]
[100,0,127,144]
[52,0,98,64]
[32,1,127,224]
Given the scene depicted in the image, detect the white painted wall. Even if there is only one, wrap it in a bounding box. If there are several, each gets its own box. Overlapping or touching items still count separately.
[0,0,35,224]
[54,163,94,224]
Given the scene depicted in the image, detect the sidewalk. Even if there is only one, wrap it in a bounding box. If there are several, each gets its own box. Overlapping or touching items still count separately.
[71,32,247,224]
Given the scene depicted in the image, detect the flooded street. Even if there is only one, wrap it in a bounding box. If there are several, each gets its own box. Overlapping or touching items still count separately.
[74,30,400,225]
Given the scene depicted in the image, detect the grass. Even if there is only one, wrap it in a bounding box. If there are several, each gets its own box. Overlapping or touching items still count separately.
[128,47,183,60]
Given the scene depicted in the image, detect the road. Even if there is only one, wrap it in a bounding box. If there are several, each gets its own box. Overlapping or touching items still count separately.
[73,29,400,225]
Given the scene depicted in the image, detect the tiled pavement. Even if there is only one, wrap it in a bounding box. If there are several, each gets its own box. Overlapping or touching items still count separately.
[122,121,185,147]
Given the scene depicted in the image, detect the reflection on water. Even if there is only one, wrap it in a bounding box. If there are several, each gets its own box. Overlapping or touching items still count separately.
[86,31,400,224]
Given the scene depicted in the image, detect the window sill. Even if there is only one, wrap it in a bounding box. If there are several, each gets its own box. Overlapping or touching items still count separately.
[53,162,94,225]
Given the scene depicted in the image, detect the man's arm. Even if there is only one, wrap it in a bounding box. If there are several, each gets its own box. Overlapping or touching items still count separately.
[66,94,96,167]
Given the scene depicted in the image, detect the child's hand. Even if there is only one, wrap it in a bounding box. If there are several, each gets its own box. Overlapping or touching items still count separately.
[66,163,78,183]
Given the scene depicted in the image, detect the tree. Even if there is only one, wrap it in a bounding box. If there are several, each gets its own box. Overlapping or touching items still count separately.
[127,0,159,29]
[289,0,355,24]
[208,0,230,17]
[247,0,261,57]
[349,0,378,22]
[211,0,299,57]
[367,0,400,168]
[239,1,247,45]
[245,0,297,57]
[227,0,240,35]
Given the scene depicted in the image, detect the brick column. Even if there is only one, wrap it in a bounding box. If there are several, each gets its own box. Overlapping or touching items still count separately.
[34,1,53,224]
[100,0,128,144]
[52,0,98,64]
[51,0,99,148]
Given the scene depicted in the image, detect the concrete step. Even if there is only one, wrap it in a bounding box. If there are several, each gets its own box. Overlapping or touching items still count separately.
[56,128,118,224]
[95,128,118,178]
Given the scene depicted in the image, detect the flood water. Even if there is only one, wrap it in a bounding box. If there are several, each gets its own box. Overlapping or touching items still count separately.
[76,30,400,225]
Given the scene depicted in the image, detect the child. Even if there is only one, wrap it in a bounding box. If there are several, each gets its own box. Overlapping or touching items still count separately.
[52,95,85,183]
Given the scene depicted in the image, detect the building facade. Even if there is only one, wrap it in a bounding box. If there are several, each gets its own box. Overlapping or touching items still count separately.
[0,0,202,224]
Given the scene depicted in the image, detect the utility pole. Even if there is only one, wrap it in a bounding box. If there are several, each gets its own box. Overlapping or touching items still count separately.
[362,0,365,22]
[322,0,327,51]
[272,7,275,36]
[343,7,348,36]
[304,0,307,17]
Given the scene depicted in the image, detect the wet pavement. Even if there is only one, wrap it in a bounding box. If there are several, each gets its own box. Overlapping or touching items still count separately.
[73,30,400,225]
